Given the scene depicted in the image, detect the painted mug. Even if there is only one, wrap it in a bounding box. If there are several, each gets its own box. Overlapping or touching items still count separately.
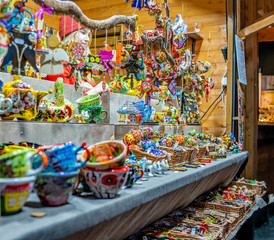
[0,94,12,114]
[78,105,108,123]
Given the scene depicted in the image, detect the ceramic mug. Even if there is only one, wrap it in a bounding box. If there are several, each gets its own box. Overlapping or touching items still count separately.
[78,105,108,123]
[0,94,12,114]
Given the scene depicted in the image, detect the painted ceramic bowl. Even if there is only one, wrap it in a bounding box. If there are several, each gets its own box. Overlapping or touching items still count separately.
[76,94,101,107]
[0,146,47,178]
[35,170,79,206]
[82,141,127,170]
[0,175,36,215]
[83,166,129,199]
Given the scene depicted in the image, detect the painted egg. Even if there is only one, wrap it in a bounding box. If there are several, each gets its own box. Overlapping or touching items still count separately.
[123,133,137,146]
[175,135,185,146]
[141,140,156,151]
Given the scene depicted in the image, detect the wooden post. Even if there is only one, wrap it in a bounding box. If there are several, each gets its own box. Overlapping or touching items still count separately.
[243,0,258,179]
[226,0,234,135]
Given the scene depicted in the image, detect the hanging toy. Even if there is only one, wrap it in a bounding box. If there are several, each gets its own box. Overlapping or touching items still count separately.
[126,0,148,10]
[155,51,166,64]
[0,27,10,63]
[121,52,144,89]
[99,49,114,81]
[136,78,159,106]
[88,54,104,79]
[125,29,133,40]
[146,2,162,18]
[171,14,188,34]
[1,26,39,75]
[70,42,85,59]
[132,30,143,45]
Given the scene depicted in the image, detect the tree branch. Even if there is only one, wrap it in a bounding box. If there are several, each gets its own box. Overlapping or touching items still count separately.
[33,0,136,30]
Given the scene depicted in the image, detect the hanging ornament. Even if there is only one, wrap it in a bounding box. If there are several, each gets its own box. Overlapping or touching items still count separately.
[99,49,114,81]
[126,0,148,10]
[71,42,85,59]
[155,51,166,64]
[136,78,159,106]
[88,54,104,79]
[125,30,133,40]
[132,30,143,45]
[0,27,10,63]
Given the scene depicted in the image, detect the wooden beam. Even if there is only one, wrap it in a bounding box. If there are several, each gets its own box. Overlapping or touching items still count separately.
[258,26,274,42]
[239,12,274,37]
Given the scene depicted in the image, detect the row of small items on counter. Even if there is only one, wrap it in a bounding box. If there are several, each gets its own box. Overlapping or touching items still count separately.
[0,127,243,216]
[126,179,266,240]
[122,127,243,168]
[0,76,109,123]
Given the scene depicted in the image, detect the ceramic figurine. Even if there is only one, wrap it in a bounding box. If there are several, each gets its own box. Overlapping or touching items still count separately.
[37,78,75,122]
[0,79,13,114]
[0,75,49,121]
[0,27,10,62]
[160,159,169,172]
[147,161,162,177]
[139,157,152,174]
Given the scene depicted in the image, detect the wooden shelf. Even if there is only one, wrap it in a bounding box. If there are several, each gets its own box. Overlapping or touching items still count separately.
[258,122,274,126]
[184,32,203,40]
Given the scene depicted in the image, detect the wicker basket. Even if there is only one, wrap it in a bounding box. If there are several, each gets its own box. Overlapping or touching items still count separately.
[230,181,265,196]
[159,146,188,166]
[197,146,208,158]
[169,220,220,240]
[176,210,230,237]
[187,147,197,162]
[192,199,245,219]
[207,144,216,152]
[184,206,238,233]
[131,149,167,163]
[223,190,256,202]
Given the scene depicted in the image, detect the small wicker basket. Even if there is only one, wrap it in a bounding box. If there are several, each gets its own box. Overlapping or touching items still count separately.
[131,149,167,163]
[230,181,265,196]
[159,146,188,166]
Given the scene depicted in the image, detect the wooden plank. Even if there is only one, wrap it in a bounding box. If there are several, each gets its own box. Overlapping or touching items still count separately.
[258,26,274,42]
[239,12,274,37]
[184,32,203,40]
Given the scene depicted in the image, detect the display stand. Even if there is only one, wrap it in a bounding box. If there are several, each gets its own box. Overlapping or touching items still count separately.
[0,152,248,240]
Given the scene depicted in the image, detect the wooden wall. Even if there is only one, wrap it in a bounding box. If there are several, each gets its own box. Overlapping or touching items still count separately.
[26,0,228,136]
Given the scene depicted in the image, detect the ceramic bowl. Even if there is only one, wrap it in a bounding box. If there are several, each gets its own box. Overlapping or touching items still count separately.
[81,141,127,170]
[0,146,48,178]
[83,166,129,198]
[0,176,36,215]
[35,170,79,206]
[76,94,101,107]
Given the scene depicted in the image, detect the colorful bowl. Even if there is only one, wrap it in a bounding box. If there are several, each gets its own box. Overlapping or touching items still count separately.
[76,94,101,107]
[83,166,129,198]
[81,141,127,170]
[0,146,48,178]
[0,176,36,215]
[35,170,79,206]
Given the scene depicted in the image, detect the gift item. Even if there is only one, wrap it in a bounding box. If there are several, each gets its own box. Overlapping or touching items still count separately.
[78,105,108,123]
[117,100,141,124]
[37,78,75,122]
[83,166,129,198]
[35,170,79,206]
[82,141,127,170]
[0,145,47,178]
[0,175,36,215]
[0,75,50,120]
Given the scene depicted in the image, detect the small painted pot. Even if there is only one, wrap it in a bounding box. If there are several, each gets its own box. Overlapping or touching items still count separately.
[82,141,127,170]
[35,170,79,206]
[83,166,129,199]
[0,146,48,178]
[0,175,36,215]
